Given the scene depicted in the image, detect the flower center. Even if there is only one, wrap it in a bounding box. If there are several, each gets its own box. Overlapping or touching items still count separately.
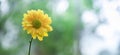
[32,19,41,29]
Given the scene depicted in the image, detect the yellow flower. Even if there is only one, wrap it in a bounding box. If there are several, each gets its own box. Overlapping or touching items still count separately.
[22,9,53,41]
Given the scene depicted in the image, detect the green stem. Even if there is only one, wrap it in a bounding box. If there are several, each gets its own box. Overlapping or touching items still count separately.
[28,38,33,55]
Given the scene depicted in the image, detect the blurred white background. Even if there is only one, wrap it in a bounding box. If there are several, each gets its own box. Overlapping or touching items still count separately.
[80,0,120,55]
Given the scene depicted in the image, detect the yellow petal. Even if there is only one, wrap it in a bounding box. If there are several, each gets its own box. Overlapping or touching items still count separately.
[43,25,53,31]
[44,32,48,37]
[27,28,33,34]
[32,32,36,39]
[49,26,53,31]
[46,25,53,31]
[38,37,43,41]
[26,24,32,26]
[32,36,36,39]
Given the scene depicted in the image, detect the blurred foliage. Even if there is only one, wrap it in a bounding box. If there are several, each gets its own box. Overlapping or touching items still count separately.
[0,0,85,55]
[80,0,93,10]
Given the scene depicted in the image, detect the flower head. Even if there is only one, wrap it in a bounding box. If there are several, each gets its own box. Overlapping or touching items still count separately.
[22,9,53,41]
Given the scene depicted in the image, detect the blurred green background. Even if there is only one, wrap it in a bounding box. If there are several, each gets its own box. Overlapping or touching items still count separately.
[1,0,120,55]
[0,0,89,55]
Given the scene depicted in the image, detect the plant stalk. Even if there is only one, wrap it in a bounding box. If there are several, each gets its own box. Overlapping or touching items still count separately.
[28,38,33,55]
